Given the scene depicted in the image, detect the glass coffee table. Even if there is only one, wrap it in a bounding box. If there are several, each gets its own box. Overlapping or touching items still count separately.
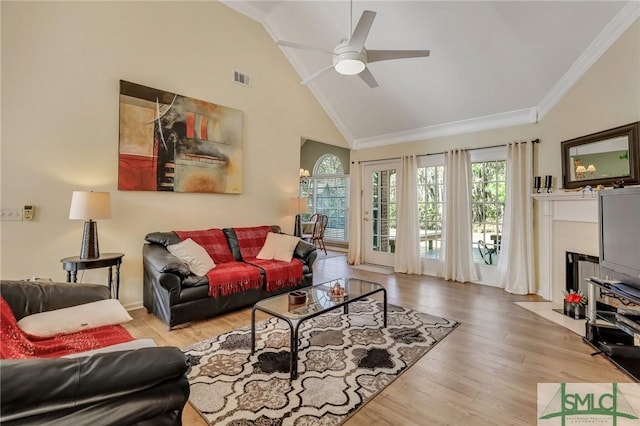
[251,278,387,380]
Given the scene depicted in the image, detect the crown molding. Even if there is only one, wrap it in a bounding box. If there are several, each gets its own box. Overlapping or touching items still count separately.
[264,23,356,147]
[219,1,267,23]
[280,51,356,146]
[352,107,538,150]
[537,2,640,120]
[306,84,356,148]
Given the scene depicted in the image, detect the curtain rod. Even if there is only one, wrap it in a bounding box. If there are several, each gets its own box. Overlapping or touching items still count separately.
[356,138,540,164]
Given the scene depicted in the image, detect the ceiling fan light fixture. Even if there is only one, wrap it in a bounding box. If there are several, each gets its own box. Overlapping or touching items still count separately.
[333,51,366,75]
[277,7,429,87]
[335,59,365,75]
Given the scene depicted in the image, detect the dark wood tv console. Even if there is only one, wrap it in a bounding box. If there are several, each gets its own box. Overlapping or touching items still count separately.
[584,278,640,381]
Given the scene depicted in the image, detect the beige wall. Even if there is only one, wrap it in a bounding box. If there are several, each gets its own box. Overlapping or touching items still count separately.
[0,1,346,306]
[351,20,640,297]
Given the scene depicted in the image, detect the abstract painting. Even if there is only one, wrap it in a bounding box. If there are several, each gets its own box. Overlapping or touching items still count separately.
[118,80,243,193]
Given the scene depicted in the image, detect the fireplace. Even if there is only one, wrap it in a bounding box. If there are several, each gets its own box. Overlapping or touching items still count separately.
[565,251,599,295]
[532,191,599,303]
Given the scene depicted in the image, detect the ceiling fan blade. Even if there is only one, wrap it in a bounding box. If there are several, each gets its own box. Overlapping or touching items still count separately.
[358,67,379,89]
[276,40,333,55]
[301,65,335,85]
[347,10,376,52]
[367,50,431,63]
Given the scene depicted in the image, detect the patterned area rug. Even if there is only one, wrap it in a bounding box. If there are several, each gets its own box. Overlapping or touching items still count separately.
[183,299,459,426]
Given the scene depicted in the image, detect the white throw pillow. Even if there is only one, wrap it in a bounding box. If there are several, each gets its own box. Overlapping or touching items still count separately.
[256,232,300,262]
[167,238,215,276]
[18,299,133,338]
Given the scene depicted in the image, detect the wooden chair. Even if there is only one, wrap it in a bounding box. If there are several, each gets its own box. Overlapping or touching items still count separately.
[303,213,329,254]
[300,213,318,241]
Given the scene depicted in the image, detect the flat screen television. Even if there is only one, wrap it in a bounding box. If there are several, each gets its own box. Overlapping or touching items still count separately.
[598,186,640,290]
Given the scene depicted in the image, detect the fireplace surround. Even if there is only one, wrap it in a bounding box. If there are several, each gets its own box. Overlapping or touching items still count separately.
[532,192,599,304]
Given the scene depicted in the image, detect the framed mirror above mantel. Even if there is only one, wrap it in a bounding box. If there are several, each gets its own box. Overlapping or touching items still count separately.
[561,121,640,189]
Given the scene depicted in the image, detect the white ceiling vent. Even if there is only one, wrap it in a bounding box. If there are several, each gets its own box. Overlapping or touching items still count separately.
[233,70,251,87]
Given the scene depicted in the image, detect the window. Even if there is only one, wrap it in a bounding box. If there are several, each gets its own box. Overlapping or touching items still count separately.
[417,148,506,265]
[372,169,396,253]
[471,157,506,265]
[315,155,343,175]
[301,154,349,242]
[417,163,444,259]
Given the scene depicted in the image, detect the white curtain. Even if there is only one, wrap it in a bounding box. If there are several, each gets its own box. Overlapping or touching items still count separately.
[498,141,535,294]
[442,149,478,283]
[347,161,362,265]
[394,155,422,274]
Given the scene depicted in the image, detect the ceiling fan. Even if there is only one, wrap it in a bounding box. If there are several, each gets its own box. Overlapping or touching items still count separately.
[276,3,430,88]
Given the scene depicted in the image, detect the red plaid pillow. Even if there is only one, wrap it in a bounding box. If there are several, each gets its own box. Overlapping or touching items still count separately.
[233,226,273,260]
[174,228,235,264]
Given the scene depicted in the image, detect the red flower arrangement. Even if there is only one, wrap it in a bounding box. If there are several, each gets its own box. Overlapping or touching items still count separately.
[563,289,587,307]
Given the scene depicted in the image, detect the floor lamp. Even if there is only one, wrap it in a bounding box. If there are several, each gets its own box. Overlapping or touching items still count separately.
[69,191,111,259]
[293,197,309,237]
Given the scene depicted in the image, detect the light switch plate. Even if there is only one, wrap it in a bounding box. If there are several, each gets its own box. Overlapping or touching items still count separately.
[23,205,34,221]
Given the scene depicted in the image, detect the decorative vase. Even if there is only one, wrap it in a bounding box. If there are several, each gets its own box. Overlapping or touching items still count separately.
[563,301,585,319]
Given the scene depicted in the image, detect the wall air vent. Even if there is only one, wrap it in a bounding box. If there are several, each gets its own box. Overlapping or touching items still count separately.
[233,70,251,87]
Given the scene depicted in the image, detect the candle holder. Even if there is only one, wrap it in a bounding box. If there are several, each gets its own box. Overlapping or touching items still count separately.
[534,176,541,193]
[288,290,307,305]
[544,175,553,193]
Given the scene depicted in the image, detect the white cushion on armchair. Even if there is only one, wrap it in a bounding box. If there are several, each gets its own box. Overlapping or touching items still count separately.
[17,299,133,337]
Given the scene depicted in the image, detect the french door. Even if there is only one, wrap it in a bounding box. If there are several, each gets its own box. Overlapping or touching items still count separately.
[362,162,399,266]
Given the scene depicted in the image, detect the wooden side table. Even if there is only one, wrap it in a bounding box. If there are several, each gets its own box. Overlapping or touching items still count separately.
[60,253,124,299]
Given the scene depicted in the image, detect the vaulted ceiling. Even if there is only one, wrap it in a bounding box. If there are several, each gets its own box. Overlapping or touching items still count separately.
[223,1,639,149]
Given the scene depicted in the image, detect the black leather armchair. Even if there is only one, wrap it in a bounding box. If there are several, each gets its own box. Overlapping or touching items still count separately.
[0,280,190,426]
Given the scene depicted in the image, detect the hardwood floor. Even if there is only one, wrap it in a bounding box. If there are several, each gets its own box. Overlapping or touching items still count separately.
[124,254,633,425]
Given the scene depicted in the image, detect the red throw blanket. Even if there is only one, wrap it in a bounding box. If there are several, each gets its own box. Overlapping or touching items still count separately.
[175,228,262,296]
[234,226,303,291]
[204,262,262,296]
[0,297,134,359]
[244,258,303,292]
[174,228,235,264]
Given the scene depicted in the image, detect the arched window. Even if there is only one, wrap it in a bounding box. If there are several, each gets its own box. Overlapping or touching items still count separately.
[302,154,349,242]
[314,154,344,175]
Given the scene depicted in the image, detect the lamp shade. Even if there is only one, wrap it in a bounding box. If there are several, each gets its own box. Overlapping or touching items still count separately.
[575,165,587,174]
[296,197,309,215]
[587,164,596,173]
[69,191,111,220]
[289,197,308,215]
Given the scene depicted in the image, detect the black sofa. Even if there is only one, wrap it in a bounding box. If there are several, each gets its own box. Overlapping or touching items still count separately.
[0,280,190,426]
[143,225,317,329]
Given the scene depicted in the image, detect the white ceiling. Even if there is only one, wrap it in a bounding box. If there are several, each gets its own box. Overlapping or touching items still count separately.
[223,1,639,149]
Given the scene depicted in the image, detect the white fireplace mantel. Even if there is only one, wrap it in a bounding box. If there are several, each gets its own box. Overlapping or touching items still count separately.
[531,191,598,300]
